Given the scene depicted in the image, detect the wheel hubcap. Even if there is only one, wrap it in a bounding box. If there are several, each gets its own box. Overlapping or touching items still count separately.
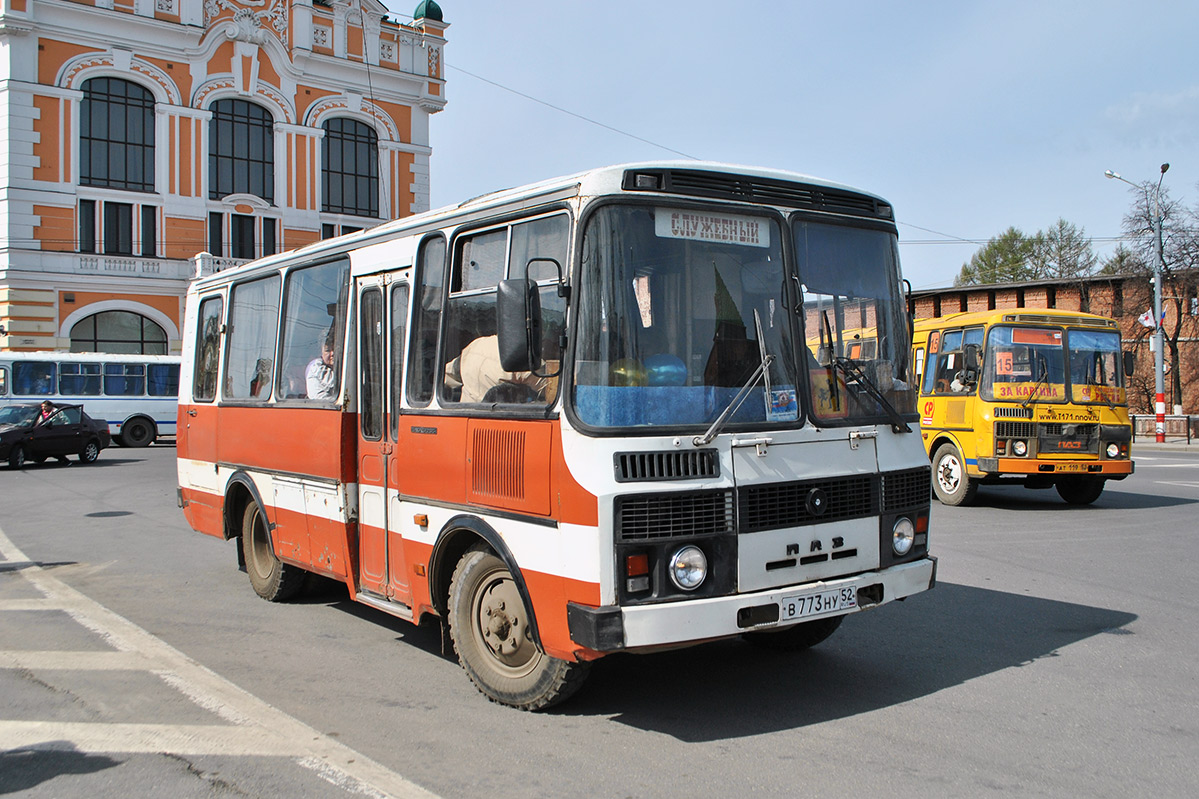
[472,571,537,673]
[938,455,961,493]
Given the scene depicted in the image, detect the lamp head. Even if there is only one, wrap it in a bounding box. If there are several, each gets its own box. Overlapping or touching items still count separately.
[1161,163,1170,174]
[1104,170,1119,180]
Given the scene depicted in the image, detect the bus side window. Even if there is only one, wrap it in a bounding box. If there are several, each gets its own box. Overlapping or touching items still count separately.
[407,236,447,407]
[0,366,6,396]
[225,274,281,401]
[13,361,56,396]
[278,258,350,402]
[194,296,224,403]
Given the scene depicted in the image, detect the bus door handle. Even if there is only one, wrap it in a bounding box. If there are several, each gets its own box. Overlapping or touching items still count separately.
[186,408,197,417]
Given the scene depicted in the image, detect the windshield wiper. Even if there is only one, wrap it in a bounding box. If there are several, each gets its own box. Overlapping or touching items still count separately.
[694,354,776,447]
[1021,363,1050,409]
[832,357,912,433]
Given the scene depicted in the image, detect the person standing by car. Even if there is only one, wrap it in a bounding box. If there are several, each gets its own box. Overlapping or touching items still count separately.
[36,401,72,465]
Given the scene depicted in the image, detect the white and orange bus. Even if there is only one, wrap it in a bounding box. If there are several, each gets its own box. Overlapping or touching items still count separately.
[177,162,936,709]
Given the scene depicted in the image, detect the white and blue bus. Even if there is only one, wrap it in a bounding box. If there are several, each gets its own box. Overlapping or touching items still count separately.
[0,352,179,447]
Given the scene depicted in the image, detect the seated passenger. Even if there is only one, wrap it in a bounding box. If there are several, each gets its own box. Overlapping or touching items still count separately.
[306,331,337,400]
[445,335,544,403]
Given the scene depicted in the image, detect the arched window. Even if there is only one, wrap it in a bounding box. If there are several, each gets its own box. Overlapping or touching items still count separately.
[80,78,155,192]
[322,118,379,217]
[70,311,168,354]
[209,99,274,202]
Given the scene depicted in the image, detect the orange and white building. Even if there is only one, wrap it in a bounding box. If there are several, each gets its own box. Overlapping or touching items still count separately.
[0,0,447,353]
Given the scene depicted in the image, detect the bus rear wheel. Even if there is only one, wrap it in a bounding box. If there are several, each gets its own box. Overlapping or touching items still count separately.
[742,615,844,652]
[1056,477,1104,505]
[120,418,155,448]
[448,545,590,710]
[241,502,304,601]
[933,443,978,506]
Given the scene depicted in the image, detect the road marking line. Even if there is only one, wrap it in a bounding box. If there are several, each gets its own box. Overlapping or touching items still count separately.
[0,525,439,799]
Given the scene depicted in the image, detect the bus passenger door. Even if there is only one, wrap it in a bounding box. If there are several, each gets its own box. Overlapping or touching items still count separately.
[356,281,393,598]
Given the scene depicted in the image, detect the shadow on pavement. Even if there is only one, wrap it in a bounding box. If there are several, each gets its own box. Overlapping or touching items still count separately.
[560,582,1136,740]
[0,744,121,794]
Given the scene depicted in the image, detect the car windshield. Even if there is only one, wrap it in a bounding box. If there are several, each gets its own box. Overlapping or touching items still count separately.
[793,219,917,425]
[0,405,39,426]
[572,204,799,429]
[1067,328,1126,405]
[982,326,1066,404]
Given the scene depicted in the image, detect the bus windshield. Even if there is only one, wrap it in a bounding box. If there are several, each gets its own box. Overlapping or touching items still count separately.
[572,204,799,428]
[794,219,916,424]
[982,326,1067,404]
[1067,328,1126,405]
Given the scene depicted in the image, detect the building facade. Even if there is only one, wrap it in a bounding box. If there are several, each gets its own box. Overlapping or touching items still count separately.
[910,272,1199,415]
[0,0,447,353]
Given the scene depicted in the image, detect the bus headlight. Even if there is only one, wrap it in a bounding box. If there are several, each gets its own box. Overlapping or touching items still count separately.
[1106,443,1120,458]
[668,545,707,591]
[892,517,915,556]
[1012,440,1028,456]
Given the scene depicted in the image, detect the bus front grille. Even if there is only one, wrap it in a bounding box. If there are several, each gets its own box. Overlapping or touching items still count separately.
[739,475,878,533]
[616,490,734,541]
[614,449,720,482]
[882,467,932,511]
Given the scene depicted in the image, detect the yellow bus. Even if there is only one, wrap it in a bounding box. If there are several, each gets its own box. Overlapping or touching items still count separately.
[912,310,1134,506]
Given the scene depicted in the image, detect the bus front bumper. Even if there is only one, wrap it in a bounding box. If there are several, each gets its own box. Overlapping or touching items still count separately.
[976,458,1134,477]
[567,556,936,653]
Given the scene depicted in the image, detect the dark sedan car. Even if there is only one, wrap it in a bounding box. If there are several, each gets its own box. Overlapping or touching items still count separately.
[0,403,112,468]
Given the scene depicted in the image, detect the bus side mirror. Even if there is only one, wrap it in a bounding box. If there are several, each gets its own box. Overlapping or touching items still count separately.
[497,278,542,373]
[1123,350,1135,377]
[964,343,980,375]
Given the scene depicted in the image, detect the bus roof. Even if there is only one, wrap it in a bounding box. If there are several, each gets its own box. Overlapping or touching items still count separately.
[914,309,1120,332]
[0,352,180,363]
[191,161,893,290]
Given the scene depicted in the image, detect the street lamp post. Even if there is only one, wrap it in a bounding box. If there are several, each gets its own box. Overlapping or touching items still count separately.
[1105,164,1170,443]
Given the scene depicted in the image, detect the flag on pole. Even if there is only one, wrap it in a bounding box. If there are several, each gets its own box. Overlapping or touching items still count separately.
[1138,309,1156,329]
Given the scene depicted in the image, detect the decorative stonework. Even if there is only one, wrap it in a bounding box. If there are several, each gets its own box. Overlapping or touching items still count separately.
[313,26,330,48]
[156,0,177,13]
[59,53,182,105]
[379,41,394,61]
[195,78,295,125]
[427,44,440,78]
[205,0,288,47]
[307,96,399,141]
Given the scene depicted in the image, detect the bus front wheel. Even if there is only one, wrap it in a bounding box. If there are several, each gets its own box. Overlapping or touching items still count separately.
[240,502,304,602]
[448,545,590,710]
[1056,477,1104,505]
[933,443,978,506]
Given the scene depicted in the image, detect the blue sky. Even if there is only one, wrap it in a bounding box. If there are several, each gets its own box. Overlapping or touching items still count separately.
[384,1,1199,289]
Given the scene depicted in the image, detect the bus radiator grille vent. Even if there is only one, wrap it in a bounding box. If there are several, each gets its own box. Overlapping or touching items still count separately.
[739,474,878,533]
[622,169,892,220]
[996,421,1036,438]
[614,449,720,482]
[994,406,1033,419]
[470,427,526,501]
[616,489,734,541]
[1040,423,1097,437]
[881,467,932,512]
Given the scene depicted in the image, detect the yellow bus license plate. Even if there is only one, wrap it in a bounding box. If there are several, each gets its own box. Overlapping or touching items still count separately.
[780,587,857,621]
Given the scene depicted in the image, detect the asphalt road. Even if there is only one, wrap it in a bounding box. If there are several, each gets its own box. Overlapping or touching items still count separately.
[1,445,1197,798]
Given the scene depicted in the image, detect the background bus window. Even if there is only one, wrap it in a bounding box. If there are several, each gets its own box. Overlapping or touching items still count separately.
[278,259,350,401]
[194,297,223,402]
[225,274,281,401]
[105,363,146,395]
[13,362,56,395]
[61,362,103,395]
[148,363,180,396]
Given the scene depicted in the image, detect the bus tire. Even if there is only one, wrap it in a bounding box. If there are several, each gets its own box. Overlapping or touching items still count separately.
[8,445,25,469]
[120,418,155,448]
[933,442,977,506]
[240,501,304,602]
[448,545,590,711]
[742,614,844,652]
[1056,477,1104,506]
[79,440,101,464]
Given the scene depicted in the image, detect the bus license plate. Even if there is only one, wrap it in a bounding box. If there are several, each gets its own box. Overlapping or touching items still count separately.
[1054,463,1087,472]
[780,587,857,621]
